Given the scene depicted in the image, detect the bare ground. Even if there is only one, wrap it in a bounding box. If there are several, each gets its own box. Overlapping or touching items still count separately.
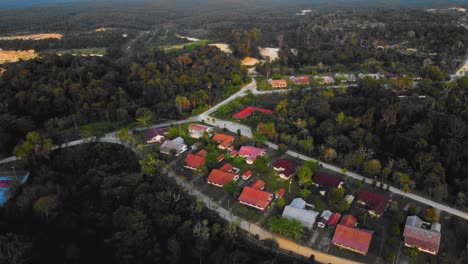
[0,50,37,64]
[0,33,63,40]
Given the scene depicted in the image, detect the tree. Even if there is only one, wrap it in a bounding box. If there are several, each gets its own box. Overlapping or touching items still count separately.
[396,172,412,197]
[135,107,153,127]
[167,127,180,139]
[328,188,349,212]
[424,207,439,222]
[253,131,267,147]
[324,147,337,162]
[304,160,320,174]
[268,216,304,240]
[205,152,220,169]
[407,246,419,264]
[408,204,418,215]
[363,159,381,176]
[277,197,286,209]
[117,127,132,144]
[223,180,240,197]
[139,153,160,175]
[299,188,312,198]
[0,233,32,264]
[277,143,288,154]
[13,131,53,160]
[253,155,269,173]
[297,165,312,187]
[33,195,58,220]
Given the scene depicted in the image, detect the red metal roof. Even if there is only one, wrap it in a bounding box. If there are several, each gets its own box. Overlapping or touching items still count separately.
[328,212,342,226]
[185,154,206,169]
[358,190,391,216]
[219,163,233,172]
[340,215,357,227]
[403,216,441,255]
[217,154,225,162]
[188,124,210,132]
[332,225,373,255]
[293,76,310,84]
[250,179,265,190]
[270,79,287,87]
[207,169,238,187]
[238,146,266,160]
[243,171,252,177]
[273,159,297,179]
[143,128,167,142]
[313,172,343,188]
[232,106,274,118]
[275,188,286,197]
[238,186,273,210]
[195,149,207,157]
[212,133,235,148]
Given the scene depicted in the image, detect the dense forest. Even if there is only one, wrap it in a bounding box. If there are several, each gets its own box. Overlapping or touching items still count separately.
[0,46,248,156]
[0,143,309,264]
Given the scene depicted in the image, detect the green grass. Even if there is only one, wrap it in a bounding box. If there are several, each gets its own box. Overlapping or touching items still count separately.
[262,169,300,194]
[58,48,107,56]
[80,121,131,138]
[232,203,263,222]
[160,39,210,51]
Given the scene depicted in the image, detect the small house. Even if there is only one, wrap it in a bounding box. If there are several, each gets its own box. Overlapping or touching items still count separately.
[318,210,333,228]
[143,127,168,143]
[275,188,286,199]
[238,186,273,211]
[238,146,267,164]
[250,179,265,190]
[331,225,373,255]
[273,159,297,180]
[212,133,236,149]
[282,205,319,230]
[242,170,252,180]
[403,215,441,255]
[269,79,287,88]
[184,154,206,170]
[313,172,344,188]
[207,169,239,187]
[357,190,391,218]
[160,137,187,156]
[188,124,213,139]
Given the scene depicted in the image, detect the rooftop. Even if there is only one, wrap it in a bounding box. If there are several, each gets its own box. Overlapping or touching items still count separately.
[332,225,373,255]
[403,215,441,255]
[207,169,238,187]
[238,186,273,210]
[232,106,274,119]
[358,190,391,216]
[184,154,206,169]
[282,205,319,230]
[250,179,265,190]
[313,172,344,188]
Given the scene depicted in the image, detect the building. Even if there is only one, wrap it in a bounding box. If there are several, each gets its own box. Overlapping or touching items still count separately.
[403,215,441,255]
[327,212,342,227]
[273,159,297,180]
[275,188,286,198]
[143,128,168,143]
[334,73,356,83]
[207,169,239,187]
[291,76,310,85]
[331,225,373,255]
[238,146,267,164]
[344,194,355,204]
[357,190,391,218]
[212,133,236,149]
[282,205,319,230]
[318,210,333,228]
[250,179,265,190]
[160,137,187,156]
[269,79,287,88]
[217,154,225,163]
[314,75,334,85]
[188,124,213,139]
[184,154,206,170]
[290,198,307,209]
[340,215,357,227]
[219,163,239,173]
[358,73,382,80]
[238,186,273,211]
[232,107,274,119]
[242,170,252,180]
[312,172,344,188]
[195,149,208,157]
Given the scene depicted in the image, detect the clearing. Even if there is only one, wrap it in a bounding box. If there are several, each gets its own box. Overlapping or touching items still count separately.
[241,57,260,66]
[259,47,279,61]
[160,39,210,51]
[58,48,106,56]
[0,33,63,40]
[95,28,108,32]
[0,50,37,64]
[209,43,232,53]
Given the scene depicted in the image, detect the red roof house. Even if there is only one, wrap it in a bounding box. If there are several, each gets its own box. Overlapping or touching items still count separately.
[238,186,273,211]
[184,154,206,170]
[207,169,239,187]
[270,79,287,88]
[292,76,310,85]
[332,224,373,255]
[238,146,267,164]
[232,107,274,119]
[195,149,208,157]
[357,190,391,218]
[250,179,266,190]
[275,188,286,198]
[273,159,297,180]
[217,154,225,163]
[340,215,357,227]
[219,163,234,172]
[188,124,213,139]
[403,215,441,255]
[313,172,344,188]
[242,170,252,180]
[328,212,342,227]
[143,128,168,143]
[212,133,235,149]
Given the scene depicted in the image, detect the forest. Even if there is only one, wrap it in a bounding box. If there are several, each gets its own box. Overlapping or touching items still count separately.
[0,143,310,264]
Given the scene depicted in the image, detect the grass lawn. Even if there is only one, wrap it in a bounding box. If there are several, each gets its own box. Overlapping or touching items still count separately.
[232,203,264,222]
[160,39,210,51]
[80,121,131,137]
[58,48,107,56]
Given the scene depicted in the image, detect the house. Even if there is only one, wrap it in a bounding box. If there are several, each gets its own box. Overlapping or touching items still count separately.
[242,170,252,180]
[188,124,213,139]
[212,133,235,149]
[160,137,187,156]
[344,194,355,204]
[314,75,334,85]
[217,154,225,163]
[318,210,333,228]
[312,172,344,188]
[232,106,274,119]
[403,215,441,255]
[238,186,273,211]
[238,146,267,164]
[357,190,391,218]
[358,73,382,80]
[207,169,239,187]
[340,215,357,227]
[327,212,342,227]
[269,79,287,88]
[219,163,239,173]
[195,149,208,157]
[331,225,373,255]
[273,159,297,180]
[291,76,310,85]
[143,128,168,143]
[282,205,319,230]
[250,179,265,190]
[275,188,286,198]
[184,154,206,170]
[290,198,307,209]
[334,73,356,83]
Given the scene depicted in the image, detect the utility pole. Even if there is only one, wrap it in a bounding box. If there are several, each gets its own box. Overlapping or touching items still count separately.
[11,166,16,179]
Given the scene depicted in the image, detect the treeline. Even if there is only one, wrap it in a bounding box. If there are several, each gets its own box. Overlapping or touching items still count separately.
[0,143,310,264]
[0,45,248,156]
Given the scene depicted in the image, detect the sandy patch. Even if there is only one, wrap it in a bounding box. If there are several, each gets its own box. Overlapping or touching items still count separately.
[209,43,232,53]
[259,47,279,61]
[241,56,260,66]
[95,28,108,32]
[0,50,38,64]
[0,33,63,40]
[0,68,5,75]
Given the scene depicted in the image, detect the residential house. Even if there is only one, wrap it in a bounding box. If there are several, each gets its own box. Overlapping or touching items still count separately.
[334,73,356,83]
[358,73,382,80]
[195,149,208,157]
[318,210,333,228]
[238,146,267,164]
[313,75,334,85]
[184,154,206,170]
[160,137,187,156]
[269,79,288,88]
[290,76,310,85]
[290,198,307,209]
[207,169,239,187]
[212,133,235,149]
[312,172,344,188]
[238,186,273,211]
[217,154,225,163]
[250,179,265,190]
[188,124,213,139]
[340,215,357,227]
[242,170,252,180]
[357,190,391,218]
[275,188,286,199]
[143,128,168,143]
[327,212,342,227]
[282,205,319,230]
[403,215,441,255]
[344,194,355,204]
[219,163,239,173]
[232,106,274,119]
[273,159,297,180]
[331,225,373,255]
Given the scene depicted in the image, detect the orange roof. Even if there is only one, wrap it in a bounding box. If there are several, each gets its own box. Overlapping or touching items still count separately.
[195,149,208,157]
[207,169,238,187]
[219,163,233,172]
[212,133,235,148]
[238,186,273,210]
[217,154,225,162]
[250,179,265,190]
[270,79,287,87]
[340,215,357,227]
[185,154,205,169]
[332,225,373,255]
[275,188,286,197]
[243,171,252,177]
[188,123,210,132]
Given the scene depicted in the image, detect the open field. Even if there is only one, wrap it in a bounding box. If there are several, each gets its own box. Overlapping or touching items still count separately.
[209,43,232,53]
[259,47,279,61]
[58,48,106,56]
[95,28,108,32]
[160,39,210,51]
[0,50,37,64]
[0,33,63,40]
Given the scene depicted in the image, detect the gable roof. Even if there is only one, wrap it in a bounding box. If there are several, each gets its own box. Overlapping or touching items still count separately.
[219,163,233,172]
[403,216,441,255]
[243,170,252,177]
[195,149,208,157]
[238,146,266,160]
[188,123,211,132]
[313,172,343,188]
[185,154,206,169]
[290,198,306,209]
[282,205,319,229]
[328,212,342,226]
[250,179,265,190]
[207,169,238,187]
[238,186,273,210]
[212,133,235,148]
[275,188,286,198]
[143,128,167,142]
[270,79,287,87]
[332,225,373,255]
[160,137,186,154]
[292,76,310,84]
[358,190,391,216]
[232,107,274,119]
[273,159,297,179]
[340,215,357,227]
